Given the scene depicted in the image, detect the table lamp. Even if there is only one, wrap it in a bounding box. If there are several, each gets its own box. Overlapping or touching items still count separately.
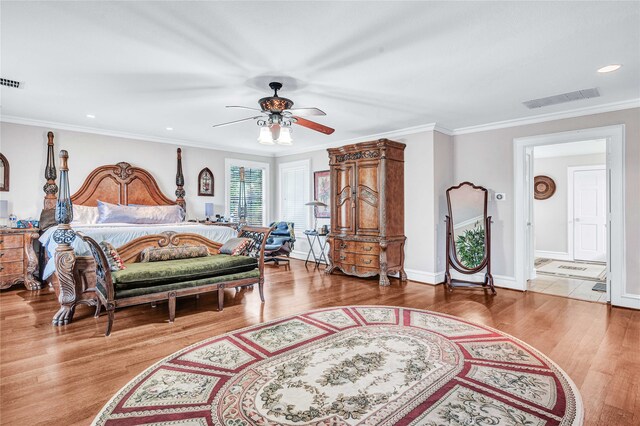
[305,200,327,231]
[205,203,214,221]
[0,200,7,227]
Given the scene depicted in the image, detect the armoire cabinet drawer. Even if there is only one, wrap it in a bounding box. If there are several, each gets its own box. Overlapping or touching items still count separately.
[333,251,379,268]
[334,251,354,265]
[354,254,379,268]
[332,239,380,255]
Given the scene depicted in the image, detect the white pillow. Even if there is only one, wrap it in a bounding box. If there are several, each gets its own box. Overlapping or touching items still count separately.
[97,201,185,224]
[72,205,99,224]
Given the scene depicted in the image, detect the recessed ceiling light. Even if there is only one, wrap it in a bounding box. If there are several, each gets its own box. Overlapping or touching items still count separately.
[86,114,96,119]
[597,64,622,73]
[166,127,173,131]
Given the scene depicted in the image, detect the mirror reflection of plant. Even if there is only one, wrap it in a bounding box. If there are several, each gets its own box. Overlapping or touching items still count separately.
[455,221,485,268]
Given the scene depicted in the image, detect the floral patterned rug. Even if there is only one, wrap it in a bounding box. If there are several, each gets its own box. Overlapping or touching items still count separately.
[93,306,583,425]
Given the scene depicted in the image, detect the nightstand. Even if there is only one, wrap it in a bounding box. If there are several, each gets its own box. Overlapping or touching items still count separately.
[0,228,40,290]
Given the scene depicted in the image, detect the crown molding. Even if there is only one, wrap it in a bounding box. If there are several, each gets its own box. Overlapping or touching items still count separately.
[0,115,276,157]
[2,97,637,158]
[451,98,640,136]
[274,122,453,157]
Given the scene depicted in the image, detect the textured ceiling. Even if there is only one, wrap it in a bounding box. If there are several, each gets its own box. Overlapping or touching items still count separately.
[1,1,638,154]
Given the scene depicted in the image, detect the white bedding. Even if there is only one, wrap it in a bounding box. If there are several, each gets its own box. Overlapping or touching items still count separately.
[39,222,237,279]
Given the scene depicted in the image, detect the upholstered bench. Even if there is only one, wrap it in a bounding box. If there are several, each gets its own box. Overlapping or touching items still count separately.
[77,227,271,336]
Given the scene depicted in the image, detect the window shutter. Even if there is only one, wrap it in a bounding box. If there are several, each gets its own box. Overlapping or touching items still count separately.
[229,165,264,225]
[280,164,309,232]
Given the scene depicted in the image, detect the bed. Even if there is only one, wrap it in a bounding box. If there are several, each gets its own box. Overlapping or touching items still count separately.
[41,140,236,325]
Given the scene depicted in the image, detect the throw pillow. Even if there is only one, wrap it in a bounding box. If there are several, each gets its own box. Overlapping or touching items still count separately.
[99,241,126,271]
[219,237,253,256]
[140,245,209,262]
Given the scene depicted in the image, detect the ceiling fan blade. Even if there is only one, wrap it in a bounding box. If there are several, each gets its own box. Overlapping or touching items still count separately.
[292,116,335,135]
[226,105,266,113]
[212,116,262,128]
[284,107,326,116]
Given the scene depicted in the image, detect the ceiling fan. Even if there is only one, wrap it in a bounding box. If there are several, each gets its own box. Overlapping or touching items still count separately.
[212,82,334,145]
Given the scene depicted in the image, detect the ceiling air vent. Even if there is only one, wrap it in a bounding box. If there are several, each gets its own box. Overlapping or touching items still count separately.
[523,88,600,109]
[0,78,23,89]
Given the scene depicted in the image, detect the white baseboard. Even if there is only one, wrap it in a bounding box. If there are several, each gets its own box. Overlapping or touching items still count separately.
[535,250,573,261]
[404,269,444,285]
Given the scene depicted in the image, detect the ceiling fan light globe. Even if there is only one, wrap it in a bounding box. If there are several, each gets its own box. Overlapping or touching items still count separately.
[276,127,293,145]
[257,127,275,145]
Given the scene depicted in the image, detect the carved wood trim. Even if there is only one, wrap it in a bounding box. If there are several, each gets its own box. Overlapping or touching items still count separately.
[71,162,177,207]
[116,232,223,264]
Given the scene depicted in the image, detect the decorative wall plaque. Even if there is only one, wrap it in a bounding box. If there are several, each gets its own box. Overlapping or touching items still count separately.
[198,168,214,196]
[534,175,556,200]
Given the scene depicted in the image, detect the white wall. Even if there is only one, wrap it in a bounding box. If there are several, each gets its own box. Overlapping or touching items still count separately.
[274,148,331,259]
[533,153,606,256]
[452,108,640,297]
[0,122,276,222]
[275,130,452,284]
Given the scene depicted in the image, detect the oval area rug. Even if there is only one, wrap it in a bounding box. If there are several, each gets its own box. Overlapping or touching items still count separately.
[93,306,583,425]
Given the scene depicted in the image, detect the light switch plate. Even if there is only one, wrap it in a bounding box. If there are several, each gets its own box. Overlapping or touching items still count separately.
[495,192,506,201]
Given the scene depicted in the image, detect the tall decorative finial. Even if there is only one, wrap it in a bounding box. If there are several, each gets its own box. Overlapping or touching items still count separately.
[43,131,58,209]
[55,150,73,225]
[175,148,186,210]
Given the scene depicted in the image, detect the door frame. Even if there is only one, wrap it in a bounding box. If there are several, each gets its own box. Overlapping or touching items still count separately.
[567,164,606,262]
[514,125,629,307]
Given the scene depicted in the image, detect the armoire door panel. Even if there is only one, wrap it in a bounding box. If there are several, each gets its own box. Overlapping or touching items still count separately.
[333,164,355,234]
[356,161,380,234]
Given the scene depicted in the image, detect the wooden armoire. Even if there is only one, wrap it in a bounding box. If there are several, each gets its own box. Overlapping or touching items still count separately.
[325,139,406,286]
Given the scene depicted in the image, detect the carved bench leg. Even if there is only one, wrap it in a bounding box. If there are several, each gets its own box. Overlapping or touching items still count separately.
[105,303,115,336]
[218,285,225,311]
[168,292,177,322]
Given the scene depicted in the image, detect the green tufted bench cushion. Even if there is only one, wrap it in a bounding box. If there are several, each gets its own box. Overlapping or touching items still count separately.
[111,254,258,291]
[116,269,261,299]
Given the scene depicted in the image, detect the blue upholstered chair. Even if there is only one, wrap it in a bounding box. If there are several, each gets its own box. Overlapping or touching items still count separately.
[264,222,295,266]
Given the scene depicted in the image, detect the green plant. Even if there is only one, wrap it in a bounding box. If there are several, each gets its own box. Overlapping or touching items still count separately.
[455,222,485,268]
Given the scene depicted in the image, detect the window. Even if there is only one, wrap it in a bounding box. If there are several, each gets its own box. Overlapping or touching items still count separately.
[225,159,269,226]
[279,160,310,233]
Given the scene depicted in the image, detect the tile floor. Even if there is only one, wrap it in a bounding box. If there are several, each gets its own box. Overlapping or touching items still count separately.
[527,275,607,303]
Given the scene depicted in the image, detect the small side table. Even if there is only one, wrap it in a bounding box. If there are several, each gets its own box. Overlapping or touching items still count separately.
[0,227,40,290]
[304,230,328,267]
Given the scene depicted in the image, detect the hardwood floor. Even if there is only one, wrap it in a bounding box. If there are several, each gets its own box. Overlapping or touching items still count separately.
[1,260,638,425]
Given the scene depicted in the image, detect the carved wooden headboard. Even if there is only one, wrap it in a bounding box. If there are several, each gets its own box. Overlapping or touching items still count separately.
[43,133,186,209]
[71,162,175,207]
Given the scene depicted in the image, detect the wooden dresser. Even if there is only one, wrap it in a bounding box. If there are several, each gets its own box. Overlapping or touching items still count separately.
[325,139,406,286]
[0,228,40,290]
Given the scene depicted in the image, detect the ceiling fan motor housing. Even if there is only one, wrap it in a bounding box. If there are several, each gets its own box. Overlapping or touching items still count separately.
[259,81,293,112]
[259,96,293,112]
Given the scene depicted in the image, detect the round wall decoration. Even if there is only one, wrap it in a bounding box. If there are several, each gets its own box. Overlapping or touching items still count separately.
[534,175,556,200]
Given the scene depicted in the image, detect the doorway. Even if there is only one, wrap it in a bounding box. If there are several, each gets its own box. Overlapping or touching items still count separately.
[514,125,629,308]
[529,141,607,302]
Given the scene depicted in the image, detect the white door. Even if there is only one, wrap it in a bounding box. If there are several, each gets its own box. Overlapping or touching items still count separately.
[572,167,606,262]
